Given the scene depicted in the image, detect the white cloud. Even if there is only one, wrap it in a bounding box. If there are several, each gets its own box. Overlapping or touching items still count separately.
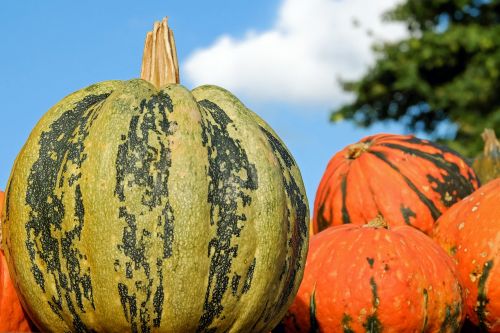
[183,0,407,107]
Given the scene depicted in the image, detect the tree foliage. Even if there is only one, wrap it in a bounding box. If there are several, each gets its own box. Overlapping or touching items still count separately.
[332,0,500,156]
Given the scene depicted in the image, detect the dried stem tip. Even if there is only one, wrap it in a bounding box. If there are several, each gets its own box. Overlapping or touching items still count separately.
[481,128,500,156]
[365,215,389,229]
[141,17,180,88]
[346,141,372,160]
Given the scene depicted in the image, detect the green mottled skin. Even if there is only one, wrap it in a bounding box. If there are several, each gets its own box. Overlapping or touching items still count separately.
[2,80,309,333]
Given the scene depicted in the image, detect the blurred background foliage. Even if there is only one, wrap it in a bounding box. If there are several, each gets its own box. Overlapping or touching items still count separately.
[331,0,500,157]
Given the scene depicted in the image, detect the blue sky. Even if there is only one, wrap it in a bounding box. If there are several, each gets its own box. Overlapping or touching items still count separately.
[0,0,407,209]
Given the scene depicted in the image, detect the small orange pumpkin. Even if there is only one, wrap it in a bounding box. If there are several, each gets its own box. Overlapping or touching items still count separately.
[281,218,465,332]
[433,178,500,332]
[0,191,33,332]
[313,134,479,236]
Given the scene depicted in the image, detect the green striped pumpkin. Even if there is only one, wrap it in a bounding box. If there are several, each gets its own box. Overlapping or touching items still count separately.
[2,19,309,333]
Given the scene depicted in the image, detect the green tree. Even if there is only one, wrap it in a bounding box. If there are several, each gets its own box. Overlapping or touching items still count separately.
[332,0,500,157]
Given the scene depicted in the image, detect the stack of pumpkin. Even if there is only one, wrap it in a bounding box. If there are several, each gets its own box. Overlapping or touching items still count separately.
[1,16,499,333]
[278,131,500,332]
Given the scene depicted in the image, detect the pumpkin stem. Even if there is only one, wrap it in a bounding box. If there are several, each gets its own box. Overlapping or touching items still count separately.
[140,17,180,88]
[346,141,372,159]
[481,128,500,156]
[365,215,389,229]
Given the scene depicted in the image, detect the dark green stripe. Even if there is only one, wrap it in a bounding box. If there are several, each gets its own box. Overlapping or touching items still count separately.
[242,258,256,294]
[114,91,175,331]
[5,177,12,222]
[231,273,241,296]
[370,277,379,308]
[369,150,441,220]
[309,288,319,333]
[367,257,375,268]
[316,201,331,232]
[363,277,382,333]
[259,126,308,315]
[422,289,428,333]
[477,260,494,331]
[381,140,477,207]
[400,205,416,225]
[439,303,462,333]
[25,92,110,333]
[341,174,350,224]
[118,283,138,332]
[342,314,355,333]
[197,99,258,332]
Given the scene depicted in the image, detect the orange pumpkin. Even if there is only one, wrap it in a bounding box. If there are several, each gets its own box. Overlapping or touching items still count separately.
[433,178,500,332]
[313,134,479,236]
[281,218,465,332]
[0,191,33,332]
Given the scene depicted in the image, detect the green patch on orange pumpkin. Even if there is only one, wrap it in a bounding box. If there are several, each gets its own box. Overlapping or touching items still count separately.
[315,203,330,232]
[366,257,375,268]
[477,260,493,331]
[340,174,350,224]
[341,314,354,333]
[400,205,416,225]
[422,288,429,333]
[363,277,382,333]
[364,314,382,333]
[369,150,441,221]
[309,288,319,333]
[439,303,463,333]
[381,138,477,207]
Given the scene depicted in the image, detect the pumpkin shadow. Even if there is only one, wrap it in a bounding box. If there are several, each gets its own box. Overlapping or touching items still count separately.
[460,319,480,333]
[270,296,318,333]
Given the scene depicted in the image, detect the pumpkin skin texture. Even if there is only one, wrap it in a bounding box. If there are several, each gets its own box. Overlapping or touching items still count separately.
[2,80,309,332]
[281,222,465,333]
[433,178,500,332]
[0,191,33,332]
[313,134,479,236]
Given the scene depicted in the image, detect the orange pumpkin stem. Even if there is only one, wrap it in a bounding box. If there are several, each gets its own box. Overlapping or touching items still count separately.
[346,141,371,159]
[141,17,180,88]
[481,128,499,155]
[365,215,389,229]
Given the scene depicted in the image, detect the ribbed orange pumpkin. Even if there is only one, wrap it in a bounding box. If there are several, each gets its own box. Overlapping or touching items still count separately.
[0,191,33,332]
[280,220,465,332]
[433,178,500,332]
[313,134,479,236]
